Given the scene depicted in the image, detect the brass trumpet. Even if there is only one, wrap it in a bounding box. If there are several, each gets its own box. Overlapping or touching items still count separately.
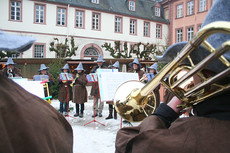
[139,73,148,82]
[71,73,79,87]
[7,68,13,78]
[114,21,230,122]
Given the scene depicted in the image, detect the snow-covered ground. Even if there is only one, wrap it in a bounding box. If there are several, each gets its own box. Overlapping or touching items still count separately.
[51,91,140,153]
[51,99,119,153]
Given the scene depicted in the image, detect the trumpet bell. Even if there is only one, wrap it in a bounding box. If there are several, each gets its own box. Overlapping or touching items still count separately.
[114,80,156,122]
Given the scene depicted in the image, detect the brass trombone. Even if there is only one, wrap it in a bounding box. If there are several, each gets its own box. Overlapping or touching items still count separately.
[114,21,230,122]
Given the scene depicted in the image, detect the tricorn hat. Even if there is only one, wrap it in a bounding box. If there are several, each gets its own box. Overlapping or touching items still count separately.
[96,54,105,63]
[38,64,49,72]
[157,0,230,74]
[60,64,70,72]
[112,61,119,68]
[0,31,36,52]
[5,57,15,65]
[148,63,158,73]
[129,58,141,68]
[74,62,85,72]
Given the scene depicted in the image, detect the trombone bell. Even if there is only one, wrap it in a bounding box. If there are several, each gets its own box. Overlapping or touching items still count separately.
[114,80,156,122]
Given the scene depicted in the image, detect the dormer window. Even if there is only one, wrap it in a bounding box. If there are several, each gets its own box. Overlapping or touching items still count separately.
[129,0,135,11]
[155,7,160,17]
[91,0,99,4]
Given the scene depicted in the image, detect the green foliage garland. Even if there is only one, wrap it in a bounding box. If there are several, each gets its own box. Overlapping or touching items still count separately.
[102,41,157,60]
[49,37,78,58]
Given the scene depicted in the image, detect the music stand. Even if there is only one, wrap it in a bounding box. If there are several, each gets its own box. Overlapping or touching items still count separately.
[40,79,52,104]
[84,74,105,128]
[65,84,77,120]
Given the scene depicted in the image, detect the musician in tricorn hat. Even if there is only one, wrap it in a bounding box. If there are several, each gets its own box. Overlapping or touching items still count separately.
[58,63,73,116]
[72,62,88,118]
[115,0,230,152]
[128,57,145,79]
[38,64,55,97]
[38,64,54,84]
[1,57,22,77]
[90,54,107,117]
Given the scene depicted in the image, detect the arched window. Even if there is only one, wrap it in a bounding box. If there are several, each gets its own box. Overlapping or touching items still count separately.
[81,43,103,59]
[84,46,99,57]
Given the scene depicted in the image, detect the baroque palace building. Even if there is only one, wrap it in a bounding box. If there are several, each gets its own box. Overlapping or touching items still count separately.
[0,0,217,75]
[0,0,169,61]
[162,0,216,45]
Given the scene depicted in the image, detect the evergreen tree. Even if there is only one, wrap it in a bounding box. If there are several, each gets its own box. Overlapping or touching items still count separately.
[47,59,64,99]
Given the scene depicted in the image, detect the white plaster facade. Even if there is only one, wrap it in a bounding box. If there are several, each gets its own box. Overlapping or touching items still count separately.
[0,0,169,59]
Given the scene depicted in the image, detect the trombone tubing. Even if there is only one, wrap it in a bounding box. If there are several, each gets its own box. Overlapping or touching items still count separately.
[172,40,230,89]
[140,21,230,97]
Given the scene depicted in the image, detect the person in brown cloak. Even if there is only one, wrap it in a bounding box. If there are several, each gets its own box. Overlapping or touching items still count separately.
[72,62,88,118]
[115,1,230,153]
[0,31,73,153]
[58,63,73,116]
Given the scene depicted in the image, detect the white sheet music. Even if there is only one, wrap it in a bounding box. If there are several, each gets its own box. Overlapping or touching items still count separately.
[86,73,98,82]
[13,79,45,98]
[97,72,139,102]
